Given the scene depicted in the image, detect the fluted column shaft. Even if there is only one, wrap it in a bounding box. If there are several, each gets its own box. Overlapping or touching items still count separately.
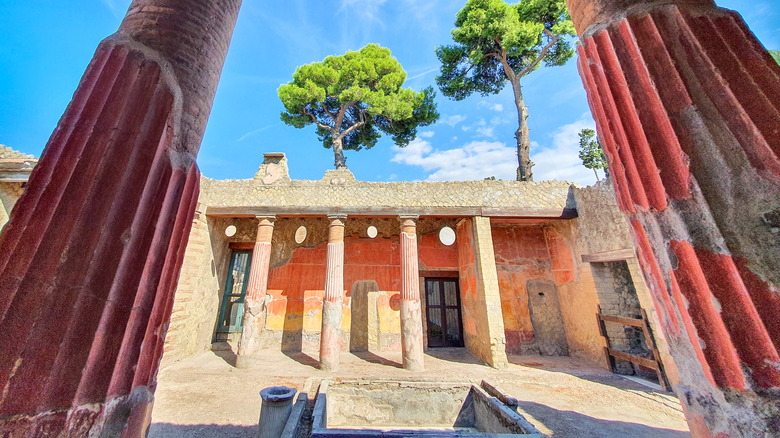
[319,216,346,371]
[400,216,425,371]
[568,0,780,435]
[0,1,242,436]
[236,216,275,368]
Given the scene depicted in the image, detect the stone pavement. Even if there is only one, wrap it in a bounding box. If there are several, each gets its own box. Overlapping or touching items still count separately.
[149,348,690,437]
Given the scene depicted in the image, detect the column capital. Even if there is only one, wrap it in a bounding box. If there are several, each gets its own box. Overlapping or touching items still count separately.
[255,216,275,243]
[327,216,346,243]
[399,216,418,236]
[566,0,715,35]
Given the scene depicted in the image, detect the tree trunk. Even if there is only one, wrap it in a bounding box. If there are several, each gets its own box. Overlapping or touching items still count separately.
[511,80,534,181]
[332,137,347,168]
[594,168,599,180]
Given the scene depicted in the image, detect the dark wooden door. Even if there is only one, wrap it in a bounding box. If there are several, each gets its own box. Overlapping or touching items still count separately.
[216,250,252,334]
[425,278,464,348]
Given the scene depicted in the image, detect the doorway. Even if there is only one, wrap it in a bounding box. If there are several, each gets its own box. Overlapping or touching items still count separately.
[216,249,252,336]
[425,278,464,348]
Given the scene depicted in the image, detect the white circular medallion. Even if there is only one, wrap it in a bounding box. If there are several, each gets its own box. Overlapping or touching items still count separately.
[439,226,456,246]
[225,225,237,237]
[295,226,307,244]
[367,225,378,238]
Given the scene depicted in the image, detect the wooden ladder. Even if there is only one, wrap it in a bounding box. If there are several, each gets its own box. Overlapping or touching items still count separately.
[597,305,671,391]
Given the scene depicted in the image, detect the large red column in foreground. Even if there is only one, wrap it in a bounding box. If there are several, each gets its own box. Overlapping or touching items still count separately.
[0,1,241,436]
[569,0,780,435]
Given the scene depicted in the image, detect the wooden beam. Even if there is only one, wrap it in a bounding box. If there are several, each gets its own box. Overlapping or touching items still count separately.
[599,314,645,327]
[607,349,660,371]
[581,248,635,263]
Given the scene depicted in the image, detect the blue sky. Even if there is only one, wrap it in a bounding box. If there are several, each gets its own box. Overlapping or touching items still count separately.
[1,1,778,185]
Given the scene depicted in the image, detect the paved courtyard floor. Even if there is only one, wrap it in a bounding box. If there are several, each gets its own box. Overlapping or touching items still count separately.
[149,348,690,437]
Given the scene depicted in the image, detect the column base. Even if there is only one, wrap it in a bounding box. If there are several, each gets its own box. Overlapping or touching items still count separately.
[401,299,425,372]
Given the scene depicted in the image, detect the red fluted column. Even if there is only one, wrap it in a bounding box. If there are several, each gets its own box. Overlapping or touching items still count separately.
[236,216,275,368]
[568,0,780,435]
[319,215,346,372]
[0,1,241,436]
[400,216,425,371]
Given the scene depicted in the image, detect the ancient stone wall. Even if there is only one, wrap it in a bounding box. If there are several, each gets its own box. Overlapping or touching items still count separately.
[161,207,229,367]
[541,221,603,365]
[0,183,23,231]
[200,172,574,214]
[572,182,678,381]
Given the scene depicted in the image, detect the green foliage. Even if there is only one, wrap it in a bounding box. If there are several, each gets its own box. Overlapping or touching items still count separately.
[435,0,575,99]
[278,44,439,167]
[578,128,609,178]
[770,50,780,65]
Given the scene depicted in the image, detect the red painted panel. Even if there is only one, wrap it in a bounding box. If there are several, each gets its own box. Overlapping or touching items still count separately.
[418,233,458,270]
[490,226,552,352]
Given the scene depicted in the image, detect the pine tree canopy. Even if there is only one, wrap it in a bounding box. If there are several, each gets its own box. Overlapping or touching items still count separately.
[278,44,438,167]
[435,0,575,100]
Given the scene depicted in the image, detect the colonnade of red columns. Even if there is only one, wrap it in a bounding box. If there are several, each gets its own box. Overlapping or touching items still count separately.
[567,0,780,434]
[233,215,426,372]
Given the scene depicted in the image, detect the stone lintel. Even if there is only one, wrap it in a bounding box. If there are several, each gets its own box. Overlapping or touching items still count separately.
[581,248,636,263]
[206,206,577,219]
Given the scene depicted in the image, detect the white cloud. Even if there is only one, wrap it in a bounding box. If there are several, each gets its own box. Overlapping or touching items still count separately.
[440,115,467,127]
[418,131,435,138]
[408,68,439,81]
[476,126,495,138]
[530,114,599,185]
[338,0,388,23]
[392,138,517,181]
[237,124,278,142]
[478,101,504,112]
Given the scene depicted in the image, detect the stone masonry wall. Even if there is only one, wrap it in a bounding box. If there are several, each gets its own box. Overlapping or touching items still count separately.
[200,170,574,214]
[0,182,24,231]
[161,205,227,367]
[542,220,603,365]
[573,182,679,383]
[456,218,508,368]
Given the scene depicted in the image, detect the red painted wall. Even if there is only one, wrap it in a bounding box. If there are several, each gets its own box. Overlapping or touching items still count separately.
[264,232,458,352]
[456,221,480,343]
[491,225,555,353]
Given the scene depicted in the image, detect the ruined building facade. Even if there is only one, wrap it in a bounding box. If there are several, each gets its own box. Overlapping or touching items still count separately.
[161,153,672,383]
